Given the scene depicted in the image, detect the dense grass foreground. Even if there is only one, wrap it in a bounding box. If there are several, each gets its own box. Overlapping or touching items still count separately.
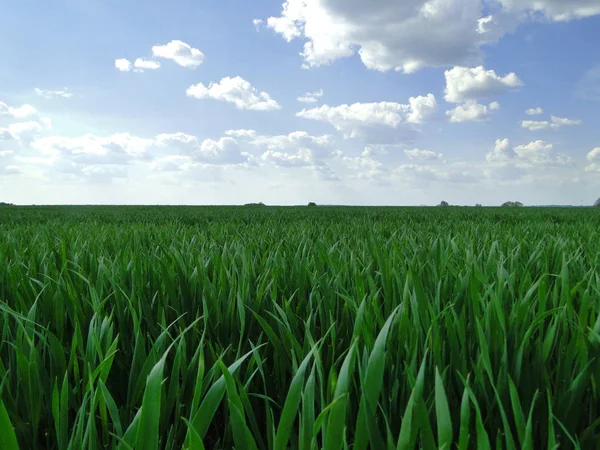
[1,206,600,449]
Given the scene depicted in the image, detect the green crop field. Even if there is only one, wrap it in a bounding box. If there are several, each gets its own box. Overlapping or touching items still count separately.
[1,205,599,449]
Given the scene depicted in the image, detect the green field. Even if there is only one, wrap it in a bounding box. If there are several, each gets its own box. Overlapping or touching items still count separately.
[1,206,599,449]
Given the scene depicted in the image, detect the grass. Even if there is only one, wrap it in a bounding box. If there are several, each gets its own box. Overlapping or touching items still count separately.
[0,205,599,449]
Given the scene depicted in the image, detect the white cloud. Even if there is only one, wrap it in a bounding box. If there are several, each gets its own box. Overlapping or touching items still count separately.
[486,138,572,168]
[444,66,522,103]
[296,94,436,139]
[446,100,500,123]
[155,132,198,154]
[253,19,264,31]
[115,58,132,72]
[225,129,258,139]
[262,148,314,167]
[150,155,192,172]
[514,140,553,162]
[497,0,600,21]
[297,89,324,103]
[251,131,334,159]
[34,88,73,99]
[521,120,549,131]
[0,119,51,146]
[151,40,205,68]
[521,115,582,131]
[260,0,515,72]
[407,94,438,123]
[187,76,281,111]
[525,107,543,115]
[486,138,516,162]
[585,163,600,173]
[587,147,600,162]
[550,116,582,127]
[195,137,250,165]
[0,101,38,118]
[134,58,161,71]
[30,133,154,165]
[404,149,443,160]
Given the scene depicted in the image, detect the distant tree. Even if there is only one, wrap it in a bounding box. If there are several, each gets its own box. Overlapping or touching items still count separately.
[594,198,600,207]
[0,202,14,206]
[475,203,482,207]
[244,202,266,207]
[502,201,524,207]
[307,202,317,207]
[438,201,449,207]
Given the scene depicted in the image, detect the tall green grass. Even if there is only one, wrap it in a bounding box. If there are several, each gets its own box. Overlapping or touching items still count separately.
[0,206,599,449]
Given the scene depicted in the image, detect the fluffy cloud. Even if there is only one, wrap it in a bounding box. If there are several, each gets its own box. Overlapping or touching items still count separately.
[34,88,73,99]
[115,58,160,72]
[486,138,516,162]
[224,129,258,139]
[155,133,251,165]
[497,0,600,21]
[404,148,443,160]
[525,107,543,115]
[260,0,513,72]
[486,138,572,167]
[550,116,582,127]
[297,89,324,103]
[446,100,500,123]
[444,66,522,103]
[260,1,600,72]
[296,94,436,139]
[261,148,313,167]
[151,40,205,68]
[134,58,160,70]
[187,76,281,111]
[150,155,192,172]
[0,101,38,118]
[514,140,553,163]
[521,115,582,131]
[587,147,600,162]
[115,59,132,72]
[30,133,154,165]
[252,131,331,149]
[586,147,600,172]
[195,137,251,165]
[521,120,549,131]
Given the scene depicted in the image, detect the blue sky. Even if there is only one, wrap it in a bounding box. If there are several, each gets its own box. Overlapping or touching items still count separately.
[1,0,599,205]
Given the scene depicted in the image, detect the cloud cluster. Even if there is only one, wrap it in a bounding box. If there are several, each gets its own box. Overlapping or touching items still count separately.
[115,58,161,72]
[447,101,501,123]
[115,40,204,73]
[497,0,600,21]
[444,66,522,103]
[0,101,38,118]
[187,76,281,111]
[151,40,205,68]
[259,0,599,72]
[296,94,437,141]
[521,115,582,131]
[486,138,572,168]
[259,0,509,72]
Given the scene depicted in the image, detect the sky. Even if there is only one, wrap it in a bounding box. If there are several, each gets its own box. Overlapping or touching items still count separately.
[1,0,600,206]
